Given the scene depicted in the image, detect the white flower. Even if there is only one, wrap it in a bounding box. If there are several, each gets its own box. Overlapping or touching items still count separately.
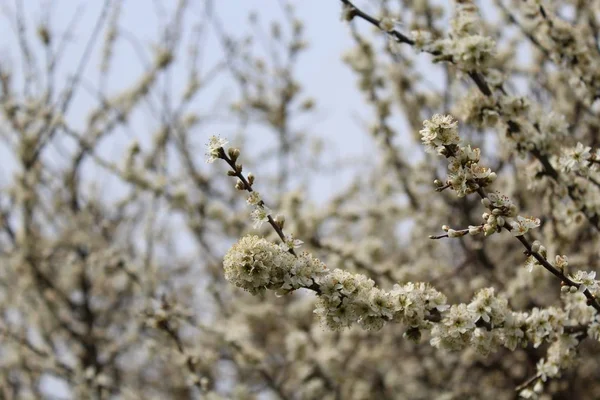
[247,192,261,206]
[281,252,328,292]
[359,315,385,331]
[462,145,481,162]
[251,205,271,229]
[367,288,395,319]
[525,307,566,348]
[430,304,476,351]
[420,114,460,152]
[452,35,496,71]
[571,142,591,161]
[411,30,433,50]
[469,164,492,179]
[444,304,477,335]
[560,142,592,173]
[451,2,480,37]
[511,216,540,236]
[447,228,465,238]
[487,192,514,210]
[555,255,568,270]
[280,234,304,251]
[205,135,228,163]
[571,270,598,293]
[379,17,395,32]
[467,288,508,326]
[448,168,468,197]
[536,359,559,382]
[524,256,538,272]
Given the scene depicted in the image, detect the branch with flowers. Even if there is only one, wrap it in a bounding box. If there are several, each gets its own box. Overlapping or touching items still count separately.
[208,127,600,397]
[422,114,600,314]
[338,0,600,236]
[418,114,600,394]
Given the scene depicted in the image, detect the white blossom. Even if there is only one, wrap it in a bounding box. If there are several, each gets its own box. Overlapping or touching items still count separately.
[511,216,541,236]
[251,205,272,229]
[419,114,460,152]
[205,135,228,163]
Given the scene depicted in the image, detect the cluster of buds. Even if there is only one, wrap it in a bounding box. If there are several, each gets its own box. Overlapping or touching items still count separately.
[421,116,541,239]
[470,193,540,237]
[438,183,540,239]
[423,114,497,197]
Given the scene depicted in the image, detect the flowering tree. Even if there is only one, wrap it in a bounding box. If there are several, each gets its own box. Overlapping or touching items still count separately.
[2,0,600,399]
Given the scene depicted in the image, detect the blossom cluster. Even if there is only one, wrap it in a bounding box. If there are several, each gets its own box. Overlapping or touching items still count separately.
[421,115,543,238]
[223,235,327,295]
[429,35,496,72]
[421,2,496,72]
[222,235,449,332]
[315,270,448,331]
[420,114,496,197]
[221,233,599,371]
[431,288,526,354]
[558,142,595,175]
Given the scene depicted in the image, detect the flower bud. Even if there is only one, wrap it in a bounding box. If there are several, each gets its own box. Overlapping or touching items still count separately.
[274,214,285,229]
[555,255,568,270]
[379,17,394,32]
[228,148,241,161]
[448,229,464,238]
[468,225,481,235]
[483,223,495,236]
[538,245,547,258]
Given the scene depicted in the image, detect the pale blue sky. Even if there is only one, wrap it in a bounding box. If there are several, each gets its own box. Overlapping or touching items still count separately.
[0,1,397,204]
